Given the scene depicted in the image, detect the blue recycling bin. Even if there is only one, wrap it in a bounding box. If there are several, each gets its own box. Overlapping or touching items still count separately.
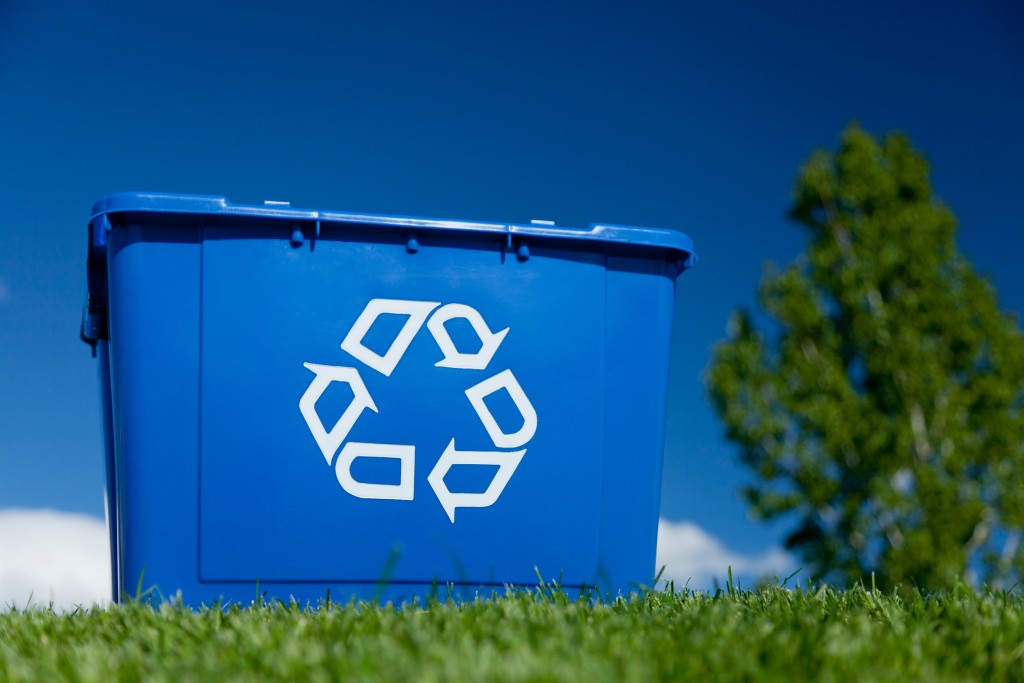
[82,192,695,605]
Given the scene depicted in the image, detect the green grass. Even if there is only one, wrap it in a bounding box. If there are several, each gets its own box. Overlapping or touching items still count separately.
[2,581,1023,682]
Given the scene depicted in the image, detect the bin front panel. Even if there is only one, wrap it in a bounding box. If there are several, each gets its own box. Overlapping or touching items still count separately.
[198,226,606,586]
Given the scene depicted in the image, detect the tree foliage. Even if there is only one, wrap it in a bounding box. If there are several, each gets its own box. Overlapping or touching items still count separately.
[707,125,1024,589]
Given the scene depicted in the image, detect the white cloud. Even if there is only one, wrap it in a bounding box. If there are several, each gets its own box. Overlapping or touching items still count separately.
[656,518,795,590]
[0,509,110,611]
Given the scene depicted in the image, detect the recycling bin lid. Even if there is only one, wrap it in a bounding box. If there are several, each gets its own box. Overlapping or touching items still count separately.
[88,192,696,264]
[82,192,696,348]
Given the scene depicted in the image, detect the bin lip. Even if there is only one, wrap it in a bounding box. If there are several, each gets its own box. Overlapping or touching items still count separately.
[90,192,696,265]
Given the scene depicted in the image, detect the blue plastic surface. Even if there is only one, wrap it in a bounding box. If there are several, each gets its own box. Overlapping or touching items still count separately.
[85,192,695,605]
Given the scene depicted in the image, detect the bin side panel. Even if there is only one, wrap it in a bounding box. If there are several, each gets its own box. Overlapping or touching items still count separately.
[98,339,118,602]
[107,225,202,600]
[598,256,677,593]
[198,229,606,586]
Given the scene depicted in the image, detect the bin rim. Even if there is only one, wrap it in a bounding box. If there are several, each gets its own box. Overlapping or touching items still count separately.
[90,192,696,265]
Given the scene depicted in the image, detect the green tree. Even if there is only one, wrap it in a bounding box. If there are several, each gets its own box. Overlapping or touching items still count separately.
[707,125,1024,589]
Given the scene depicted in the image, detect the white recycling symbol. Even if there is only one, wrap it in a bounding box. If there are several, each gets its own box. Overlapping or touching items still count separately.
[298,298,538,522]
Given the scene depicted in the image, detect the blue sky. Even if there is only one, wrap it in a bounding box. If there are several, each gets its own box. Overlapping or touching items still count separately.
[1,0,1022,601]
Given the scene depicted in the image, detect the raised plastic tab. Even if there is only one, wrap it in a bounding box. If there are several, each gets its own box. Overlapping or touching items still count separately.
[82,214,112,351]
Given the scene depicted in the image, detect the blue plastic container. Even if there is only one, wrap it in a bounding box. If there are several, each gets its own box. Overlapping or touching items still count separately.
[82,192,695,605]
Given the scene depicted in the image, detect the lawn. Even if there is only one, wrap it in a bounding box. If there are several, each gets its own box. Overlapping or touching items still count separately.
[2,580,1022,682]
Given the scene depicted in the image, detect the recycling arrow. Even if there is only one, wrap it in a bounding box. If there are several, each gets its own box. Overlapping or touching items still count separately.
[335,441,415,501]
[465,369,538,449]
[427,303,509,370]
[426,438,526,523]
[340,299,440,377]
[298,363,378,465]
